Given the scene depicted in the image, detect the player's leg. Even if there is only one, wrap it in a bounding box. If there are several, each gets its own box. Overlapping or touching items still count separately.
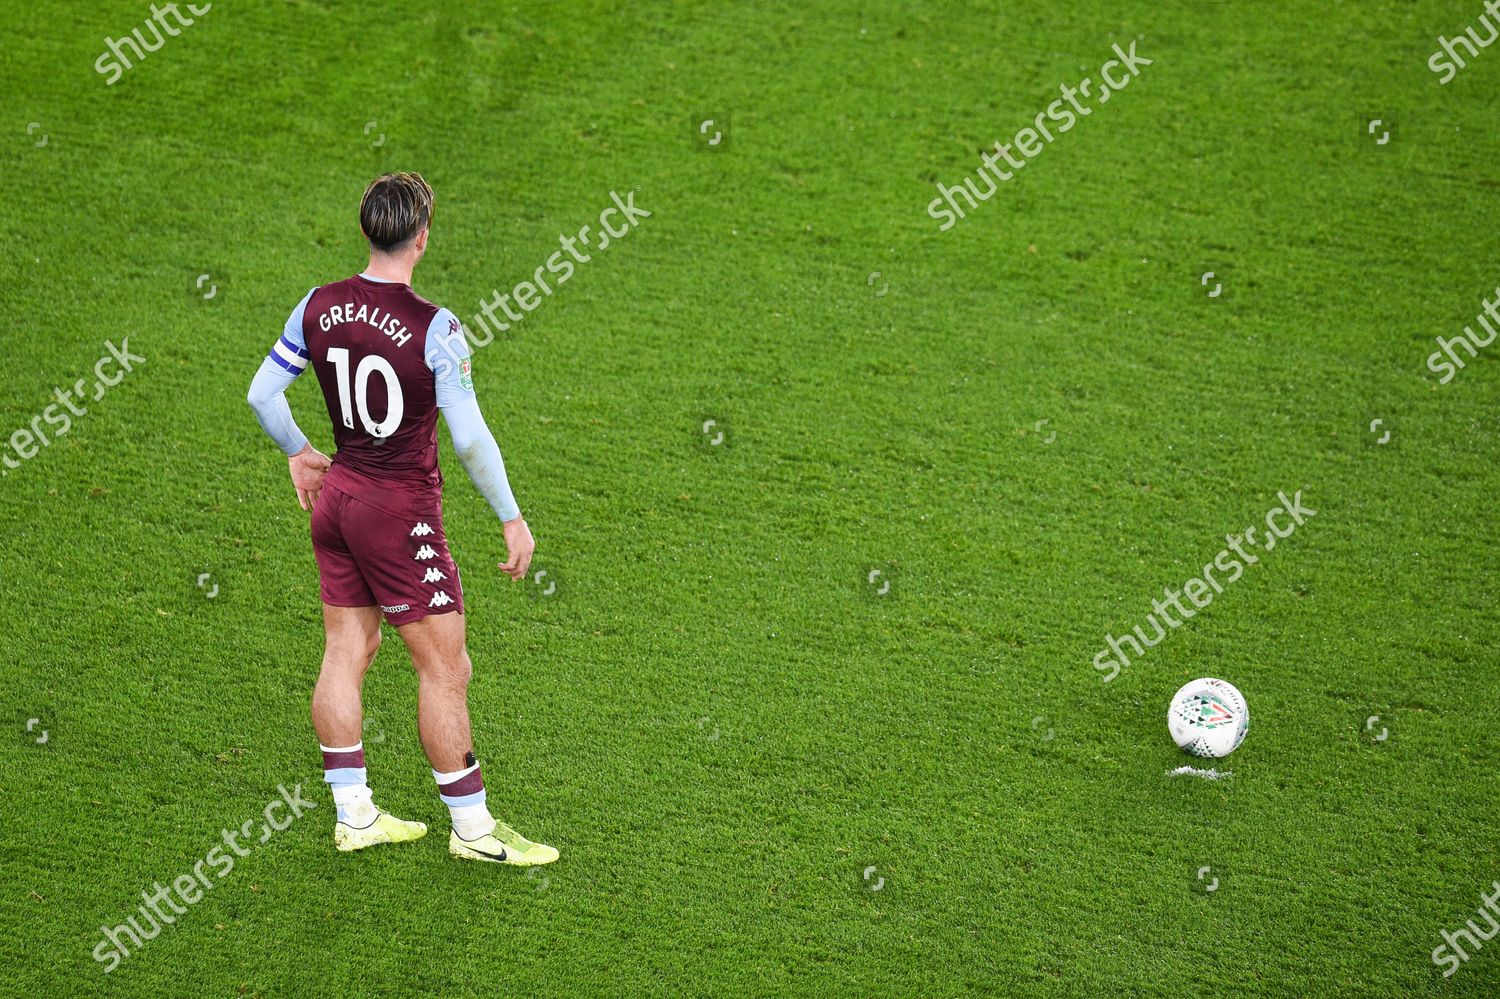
[397,611,558,866]
[391,609,472,770]
[310,603,381,749]
[309,485,426,852]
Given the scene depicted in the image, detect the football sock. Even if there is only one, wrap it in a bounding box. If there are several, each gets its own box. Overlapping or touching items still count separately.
[434,753,495,839]
[321,741,376,827]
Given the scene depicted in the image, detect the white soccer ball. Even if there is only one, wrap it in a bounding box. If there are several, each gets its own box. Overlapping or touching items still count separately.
[1168,678,1249,758]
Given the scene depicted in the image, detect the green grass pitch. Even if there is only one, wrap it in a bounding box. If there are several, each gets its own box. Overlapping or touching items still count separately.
[3,0,1499,995]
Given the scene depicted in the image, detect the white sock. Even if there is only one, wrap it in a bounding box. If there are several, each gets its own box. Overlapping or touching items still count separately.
[332,784,377,827]
[449,802,495,839]
[433,763,495,839]
[321,741,376,826]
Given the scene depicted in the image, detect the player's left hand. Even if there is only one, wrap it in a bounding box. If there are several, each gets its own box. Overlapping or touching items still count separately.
[289,444,332,511]
[499,517,534,581]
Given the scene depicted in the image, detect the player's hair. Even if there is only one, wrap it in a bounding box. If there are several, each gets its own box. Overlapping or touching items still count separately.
[359,172,434,252]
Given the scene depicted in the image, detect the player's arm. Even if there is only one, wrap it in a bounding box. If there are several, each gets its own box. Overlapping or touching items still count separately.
[426,311,534,581]
[246,289,331,511]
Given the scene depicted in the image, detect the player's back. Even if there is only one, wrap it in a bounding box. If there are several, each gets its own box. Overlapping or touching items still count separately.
[302,274,444,495]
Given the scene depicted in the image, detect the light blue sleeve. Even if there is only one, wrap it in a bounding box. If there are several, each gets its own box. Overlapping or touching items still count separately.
[246,289,317,457]
[426,310,520,522]
[283,288,315,353]
[442,398,521,522]
[247,358,309,456]
[424,309,475,408]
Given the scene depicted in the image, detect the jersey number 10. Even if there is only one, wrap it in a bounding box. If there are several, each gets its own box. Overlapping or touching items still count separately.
[326,347,404,438]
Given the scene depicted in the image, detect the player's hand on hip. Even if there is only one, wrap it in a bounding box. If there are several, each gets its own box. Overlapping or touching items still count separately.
[499,517,534,581]
[288,444,332,511]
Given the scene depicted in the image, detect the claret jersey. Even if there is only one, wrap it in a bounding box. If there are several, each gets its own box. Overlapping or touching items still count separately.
[278,274,474,500]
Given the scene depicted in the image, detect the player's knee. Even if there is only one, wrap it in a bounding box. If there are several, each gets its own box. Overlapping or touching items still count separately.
[362,630,382,666]
[419,650,471,689]
[441,651,472,688]
[325,631,379,672]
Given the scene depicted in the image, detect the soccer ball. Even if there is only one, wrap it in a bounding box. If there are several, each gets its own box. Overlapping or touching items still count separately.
[1168,678,1249,758]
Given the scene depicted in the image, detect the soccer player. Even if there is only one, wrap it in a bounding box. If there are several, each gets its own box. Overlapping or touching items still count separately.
[246,172,557,866]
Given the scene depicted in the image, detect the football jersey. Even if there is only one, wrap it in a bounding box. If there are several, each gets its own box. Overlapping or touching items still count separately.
[296,275,463,497]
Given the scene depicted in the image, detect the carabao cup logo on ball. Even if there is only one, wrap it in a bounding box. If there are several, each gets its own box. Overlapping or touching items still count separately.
[1168,678,1249,758]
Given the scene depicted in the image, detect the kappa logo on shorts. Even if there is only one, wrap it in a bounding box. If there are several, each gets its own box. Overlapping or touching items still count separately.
[429,591,453,608]
[414,545,438,560]
[422,567,448,583]
[381,603,411,614]
[410,523,435,537]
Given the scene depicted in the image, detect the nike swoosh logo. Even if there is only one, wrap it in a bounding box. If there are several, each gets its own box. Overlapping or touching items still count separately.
[468,845,508,861]
[455,838,508,861]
